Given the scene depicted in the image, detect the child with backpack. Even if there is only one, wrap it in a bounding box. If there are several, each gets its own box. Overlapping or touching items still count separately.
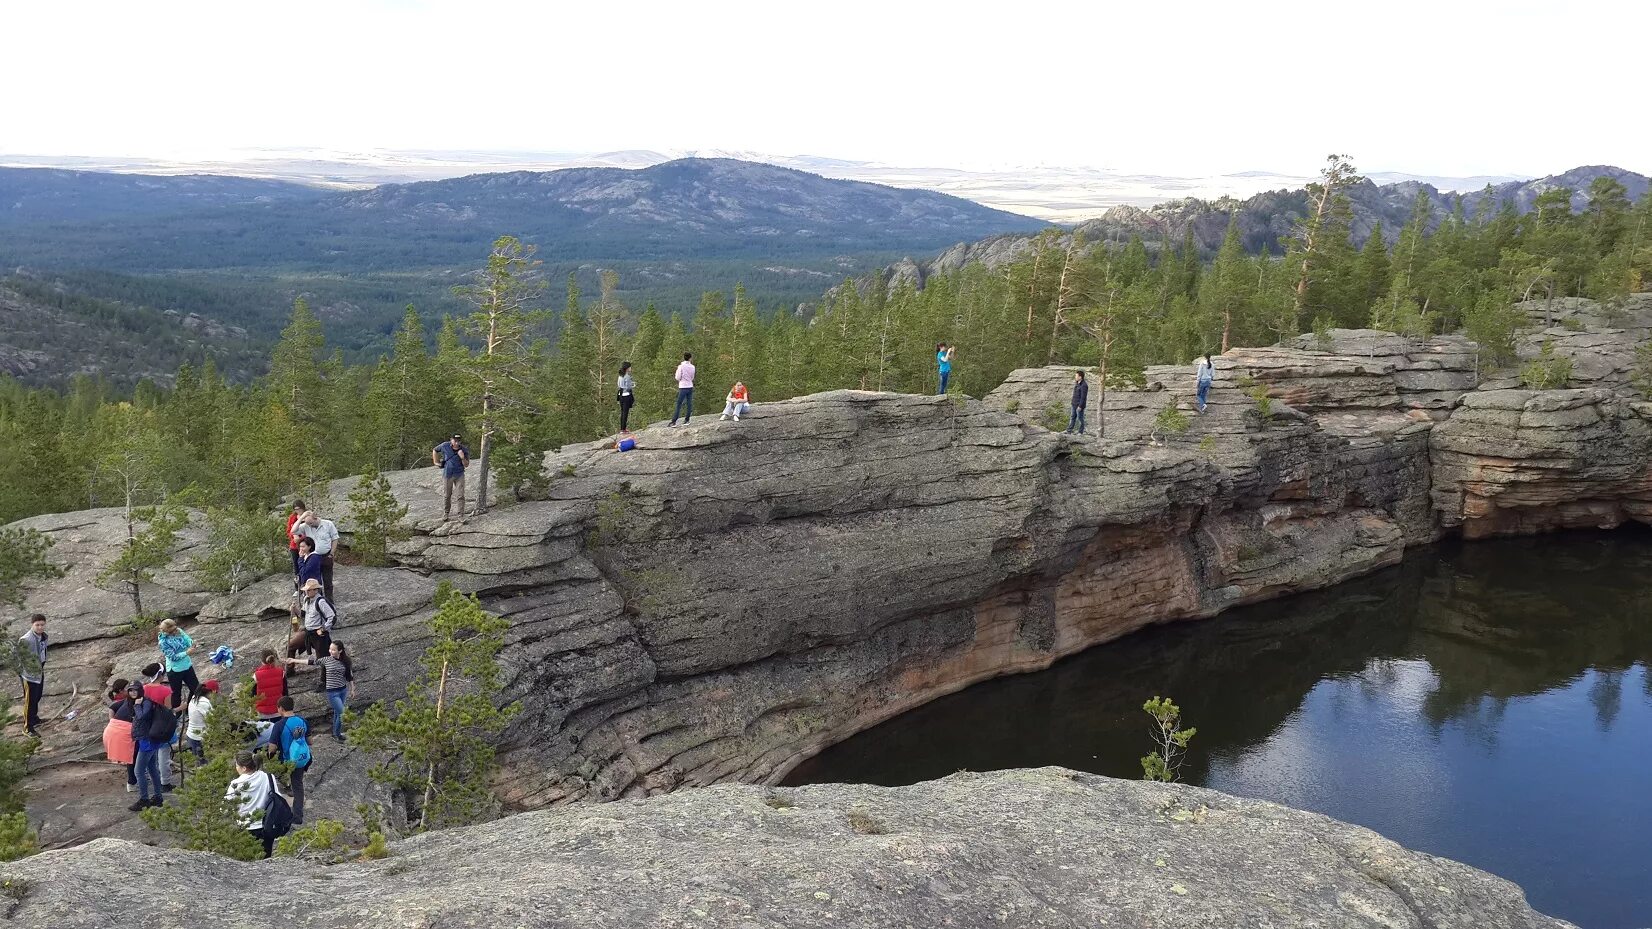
[270,696,312,824]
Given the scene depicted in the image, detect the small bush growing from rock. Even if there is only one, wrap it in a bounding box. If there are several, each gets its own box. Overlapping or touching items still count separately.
[1151,405,1190,445]
[1249,385,1274,423]
[1140,696,1197,783]
[1633,341,1652,399]
[846,810,888,835]
[761,793,795,810]
[193,506,285,593]
[1519,340,1573,390]
[1003,399,1020,413]
[277,819,346,859]
[1040,402,1068,432]
[361,831,391,860]
[0,877,28,900]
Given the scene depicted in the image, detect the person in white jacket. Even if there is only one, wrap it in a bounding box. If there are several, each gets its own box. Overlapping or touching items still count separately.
[225,750,276,858]
[183,679,219,762]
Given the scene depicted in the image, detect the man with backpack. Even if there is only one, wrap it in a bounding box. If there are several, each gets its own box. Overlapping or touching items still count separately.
[127,682,176,811]
[297,579,337,659]
[271,696,313,824]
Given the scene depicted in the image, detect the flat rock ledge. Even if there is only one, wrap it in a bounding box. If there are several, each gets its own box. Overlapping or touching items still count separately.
[0,768,1569,929]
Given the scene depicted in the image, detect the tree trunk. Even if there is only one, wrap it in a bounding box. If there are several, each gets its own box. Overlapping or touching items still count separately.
[1023,247,1044,349]
[419,656,450,830]
[1221,305,1232,354]
[1293,184,1334,316]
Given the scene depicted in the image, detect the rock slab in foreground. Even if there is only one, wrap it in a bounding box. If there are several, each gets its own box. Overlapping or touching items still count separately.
[1,768,1570,929]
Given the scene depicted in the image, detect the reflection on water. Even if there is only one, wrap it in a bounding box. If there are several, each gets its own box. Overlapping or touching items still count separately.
[786,530,1652,929]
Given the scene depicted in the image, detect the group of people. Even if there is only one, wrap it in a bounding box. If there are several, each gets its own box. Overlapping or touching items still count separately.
[3,499,361,849]
[1059,354,1219,435]
[614,353,752,432]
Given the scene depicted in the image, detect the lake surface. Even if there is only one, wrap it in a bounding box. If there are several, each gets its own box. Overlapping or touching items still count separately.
[786,530,1652,929]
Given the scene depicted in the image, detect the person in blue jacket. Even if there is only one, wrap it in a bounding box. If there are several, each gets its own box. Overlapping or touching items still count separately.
[936,343,954,394]
[1066,370,1089,434]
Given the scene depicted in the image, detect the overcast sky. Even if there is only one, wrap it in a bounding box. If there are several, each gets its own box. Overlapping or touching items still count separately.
[4,0,1645,178]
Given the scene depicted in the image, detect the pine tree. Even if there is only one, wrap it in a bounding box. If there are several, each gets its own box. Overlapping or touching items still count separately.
[347,468,410,567]
[192,508,284,593]
[349,582,521,831]
[1354,223,1392,319]
[1291,154,1362,324]
[141,682,264,860]
[0,528,62,609]
[449,236,549,514]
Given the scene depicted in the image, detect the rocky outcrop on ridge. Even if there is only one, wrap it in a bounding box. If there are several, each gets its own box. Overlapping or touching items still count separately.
[0,768,1572,929]
[7,299,1652,841]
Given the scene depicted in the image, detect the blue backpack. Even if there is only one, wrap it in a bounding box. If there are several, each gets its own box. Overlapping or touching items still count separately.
[285,719,312,768]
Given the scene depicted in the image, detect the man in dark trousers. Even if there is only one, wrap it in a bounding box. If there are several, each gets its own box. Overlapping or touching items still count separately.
[433,434,470,520]
[1066,370,1090,435]
[15,614,46,737]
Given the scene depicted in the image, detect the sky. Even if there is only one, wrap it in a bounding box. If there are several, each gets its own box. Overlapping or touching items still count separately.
[3,0,1647,179]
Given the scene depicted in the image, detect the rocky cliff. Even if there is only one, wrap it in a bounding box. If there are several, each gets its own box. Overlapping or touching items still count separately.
[0,768,1571,929]
[8,296,1652,839]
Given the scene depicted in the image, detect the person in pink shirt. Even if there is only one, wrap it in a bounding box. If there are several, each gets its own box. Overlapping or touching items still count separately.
[668,352,696,427]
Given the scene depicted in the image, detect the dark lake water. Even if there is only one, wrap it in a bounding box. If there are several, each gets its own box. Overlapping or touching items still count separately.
[786,530,1652,929]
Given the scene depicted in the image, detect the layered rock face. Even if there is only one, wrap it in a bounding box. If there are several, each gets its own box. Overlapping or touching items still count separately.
[8,302,1652,830]
[0,769,1572,929]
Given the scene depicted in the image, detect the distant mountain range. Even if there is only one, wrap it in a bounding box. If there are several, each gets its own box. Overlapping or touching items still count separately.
[0,148,1544,222]
[0,158,1044,271]
[900,165,1652,283]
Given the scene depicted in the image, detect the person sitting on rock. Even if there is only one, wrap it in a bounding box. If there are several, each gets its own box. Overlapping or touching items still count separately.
[719,382,751,422]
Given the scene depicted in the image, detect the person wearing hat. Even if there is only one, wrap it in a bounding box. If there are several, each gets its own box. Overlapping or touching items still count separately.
[432,433,471,520]
[297,578,337,659]
[182,678,220,762]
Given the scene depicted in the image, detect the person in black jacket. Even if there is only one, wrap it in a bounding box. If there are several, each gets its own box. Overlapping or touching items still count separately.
[128,683,176,812]
[1065,370,1090,435]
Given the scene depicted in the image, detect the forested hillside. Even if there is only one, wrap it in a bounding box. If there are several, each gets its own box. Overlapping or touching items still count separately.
[2,157,1647,526]
[0,159,1039,367]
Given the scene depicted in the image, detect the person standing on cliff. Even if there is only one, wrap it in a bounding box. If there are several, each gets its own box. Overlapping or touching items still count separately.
[285,499,307,576]
[616,361,637,432]
[669,352,696,427]
[1066,370,1089,435]
[294,511,340,604]
[14,614,46,737]
[432,434,470,521]
[936,343,954,394]
[1195,354,1214,413]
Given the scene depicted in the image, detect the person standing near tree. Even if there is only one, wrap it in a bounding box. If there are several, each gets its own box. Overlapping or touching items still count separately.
[285,499,307,576]
[294,511,339,604]
[1066,370,1090,435]
[127,682,174,811]
[138,663,177,791]
[288,640,354,742]
[225,750,277,858]
[14,614,46,737]
[616,361,637,432]
[253,650,286,722]
[182,678,218,762]
[1195,353,1214,414]
[668,352,696,427]
[156,618,199,708]
[936,343,954,394]
[432,434,470,520]
[272,696,311,824]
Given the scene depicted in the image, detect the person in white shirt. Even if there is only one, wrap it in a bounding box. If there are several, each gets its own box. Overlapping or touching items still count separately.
[295,511,340,603]
[668,352,697,427]
[225,750,277,858]
[183,678,218,762]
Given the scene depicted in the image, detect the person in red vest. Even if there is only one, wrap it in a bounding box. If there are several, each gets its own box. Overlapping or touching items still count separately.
[253,650,286,722]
